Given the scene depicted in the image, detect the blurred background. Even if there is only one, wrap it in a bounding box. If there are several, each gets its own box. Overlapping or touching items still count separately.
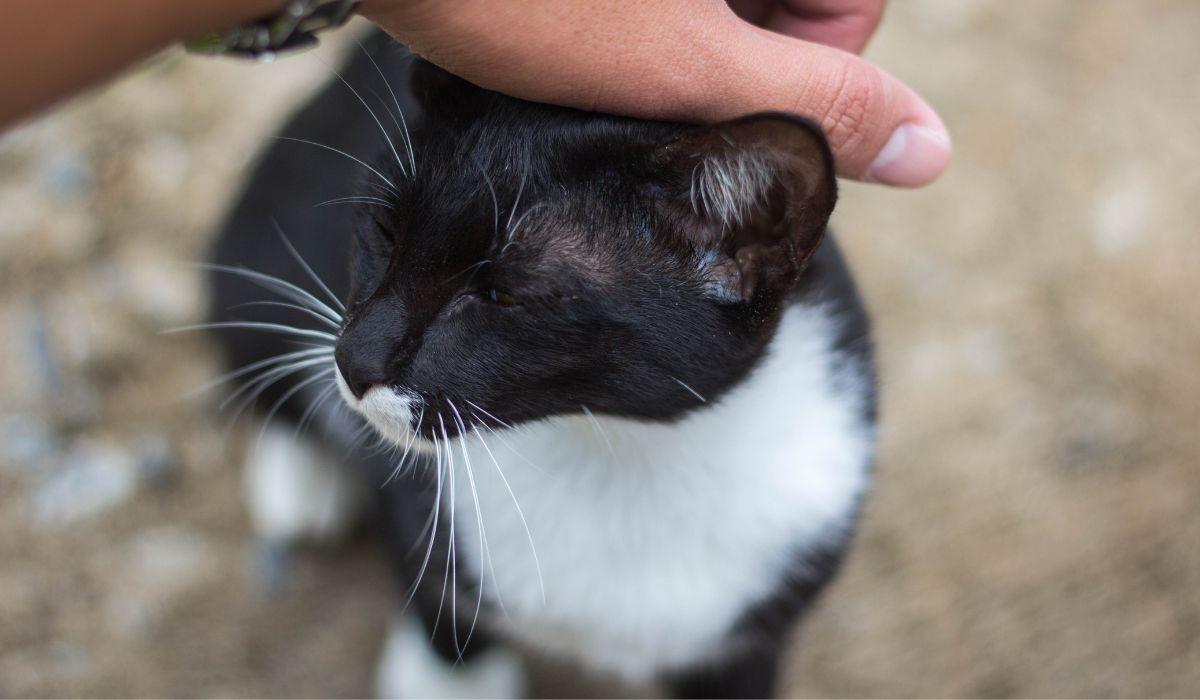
[1,1,1197,696]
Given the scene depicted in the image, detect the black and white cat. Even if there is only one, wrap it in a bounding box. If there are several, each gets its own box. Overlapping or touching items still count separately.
[207,34,875,699]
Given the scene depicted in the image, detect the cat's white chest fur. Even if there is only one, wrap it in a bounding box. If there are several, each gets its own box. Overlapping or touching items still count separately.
[450,304,873,682]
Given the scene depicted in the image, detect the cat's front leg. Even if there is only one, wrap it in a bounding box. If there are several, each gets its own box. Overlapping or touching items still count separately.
[375,615,526,699]
[244,420,366,547]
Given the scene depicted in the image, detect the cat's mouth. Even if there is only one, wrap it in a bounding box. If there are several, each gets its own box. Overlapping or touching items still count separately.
[333,367,486,452]
[333,370,430,450]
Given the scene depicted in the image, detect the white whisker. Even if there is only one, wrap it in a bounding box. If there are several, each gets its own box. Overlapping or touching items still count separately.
[404,421,443,613]
[229,300,342,331]
[166,321,336,343]
[344,417,378,454]
[471,157,500,242]
[294,380,339,439]
[278,136,397,192]
[314,195,394,209]
[468,408,548,476]
[444,258,491,284]
[457,425,511,621]
[187,347,332,398]
[430,414,460,657]
[449,400,491,648]
[505,167,528,235]
[580,405,615,457]
[256,369,333,449]
[198,263,342,322]
[323,61,408,178]
[358,41,417,175]
[470,423,545,605]
[500,202,549,256]
[274,222,346,314]
[672,377,708,403]
[221,355,333,414]
[464,400,515,430]
[383,404,423,486]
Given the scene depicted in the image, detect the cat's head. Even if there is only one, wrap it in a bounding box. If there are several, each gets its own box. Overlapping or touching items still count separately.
[334,61,836,446]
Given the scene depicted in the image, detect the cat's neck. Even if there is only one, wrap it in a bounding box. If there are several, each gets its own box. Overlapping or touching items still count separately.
[465,301,873,493]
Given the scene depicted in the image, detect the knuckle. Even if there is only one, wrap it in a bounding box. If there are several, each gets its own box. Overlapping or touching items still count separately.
[816,61,885,161]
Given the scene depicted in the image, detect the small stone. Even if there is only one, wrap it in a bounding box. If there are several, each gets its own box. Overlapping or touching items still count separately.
[39,150,95,202]
[135,434,176,488]
[0,414,60,473]
[23,301,61,393]
[256,540,293,593]
[33,439,138,526]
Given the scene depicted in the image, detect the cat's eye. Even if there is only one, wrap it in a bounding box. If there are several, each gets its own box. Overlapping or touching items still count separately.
[486,288,520,307]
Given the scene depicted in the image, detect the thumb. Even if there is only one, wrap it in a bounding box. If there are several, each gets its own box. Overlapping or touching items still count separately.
[368,0,948,186]
[695,23,951,186]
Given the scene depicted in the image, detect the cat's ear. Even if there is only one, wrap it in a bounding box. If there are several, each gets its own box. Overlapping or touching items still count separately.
[654,113,837,301]
[409,59,491,126]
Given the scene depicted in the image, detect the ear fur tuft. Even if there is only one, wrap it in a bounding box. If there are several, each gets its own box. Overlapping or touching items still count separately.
[657,113,838,301]
[689,150,777,231]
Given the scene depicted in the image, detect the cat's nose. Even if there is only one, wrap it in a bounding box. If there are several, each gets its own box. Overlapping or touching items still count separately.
[334,345,389,400]
[335,300,403,399]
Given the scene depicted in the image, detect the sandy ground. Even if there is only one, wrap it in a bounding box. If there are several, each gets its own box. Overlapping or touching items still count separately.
[1,1,1198,696]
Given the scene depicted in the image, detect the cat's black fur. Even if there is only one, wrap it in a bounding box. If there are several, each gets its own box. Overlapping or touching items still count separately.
[208,33,874,698]
[334,67,839,440]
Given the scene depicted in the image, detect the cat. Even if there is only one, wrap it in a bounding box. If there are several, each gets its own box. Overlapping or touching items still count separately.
[206,33,876,699]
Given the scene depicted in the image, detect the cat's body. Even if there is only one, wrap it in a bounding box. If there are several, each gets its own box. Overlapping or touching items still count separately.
[208,34,875,698]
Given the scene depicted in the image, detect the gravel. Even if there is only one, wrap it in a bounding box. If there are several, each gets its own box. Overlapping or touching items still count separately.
[1,5,1198,696]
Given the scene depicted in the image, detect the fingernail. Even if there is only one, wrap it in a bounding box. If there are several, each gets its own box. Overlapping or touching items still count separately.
[864,123,952,187]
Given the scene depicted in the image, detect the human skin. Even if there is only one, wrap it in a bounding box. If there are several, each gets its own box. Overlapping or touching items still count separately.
[0,0,285,130]
[0,0,948,186]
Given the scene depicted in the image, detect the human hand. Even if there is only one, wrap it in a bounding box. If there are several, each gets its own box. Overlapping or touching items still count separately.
[361,0,949,186]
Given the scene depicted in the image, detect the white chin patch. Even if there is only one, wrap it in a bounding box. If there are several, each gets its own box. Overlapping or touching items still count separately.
[334,367,428,449]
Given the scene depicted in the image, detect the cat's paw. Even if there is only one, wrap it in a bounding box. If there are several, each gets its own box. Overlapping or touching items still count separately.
[243,422,364,546]
[376,616,526,699]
